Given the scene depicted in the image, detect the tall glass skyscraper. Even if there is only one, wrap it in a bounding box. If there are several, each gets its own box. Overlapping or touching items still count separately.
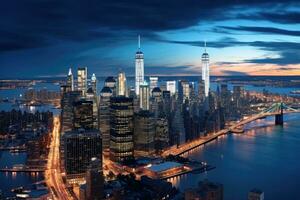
[139,81,150,110]
[77,67,88,96]
[117,71,127,96]
[67,68,74,91]
[201,42,210,97]
[135,35,144,95]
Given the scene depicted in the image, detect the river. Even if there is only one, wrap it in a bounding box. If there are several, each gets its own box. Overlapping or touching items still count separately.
[170,113,300,200]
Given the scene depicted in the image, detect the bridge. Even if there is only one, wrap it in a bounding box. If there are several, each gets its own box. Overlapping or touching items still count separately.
[162,102,299,157]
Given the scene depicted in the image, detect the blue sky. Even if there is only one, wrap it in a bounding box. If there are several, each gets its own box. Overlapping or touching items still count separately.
[0,0,300,78]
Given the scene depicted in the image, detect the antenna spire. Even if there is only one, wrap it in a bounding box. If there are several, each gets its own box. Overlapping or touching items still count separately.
[204,40,207,53]
[138,35,141,49]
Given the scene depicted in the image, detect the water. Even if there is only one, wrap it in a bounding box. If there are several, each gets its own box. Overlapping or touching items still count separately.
[0,151,43,197]
[171,113,300,200]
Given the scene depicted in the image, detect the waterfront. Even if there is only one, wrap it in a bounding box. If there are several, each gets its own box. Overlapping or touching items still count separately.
[170,113,300,200]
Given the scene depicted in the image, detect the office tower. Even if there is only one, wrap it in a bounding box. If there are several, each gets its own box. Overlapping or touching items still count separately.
[64,129,102,178]
[117,71,127,96]
[104,76,116,96]
[99,86,112,151]
[151,87,163,117]
[178,80,190,103]
[73,100,94,130]
[149,77,158,93]
[172,102,185,145]
[91,73,97,94]
[86,158,104,200]
[86,88,99,130]
[162,91,171,117]
[185,179,223,200]
[155,117,169,151]
[201,42,210,97]
[135,35,144,95]
[166,81,176,95]
[110,96,134,162]
[134,111,155,156]
[78,67,88,96]
[67,68,74,91]
[61,91,81,133]
[139,81,150,110]
[248,189,264,200]
[198,79,205,102]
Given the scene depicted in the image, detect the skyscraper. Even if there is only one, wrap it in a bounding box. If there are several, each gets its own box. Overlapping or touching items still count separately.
[85,158,104,200]
[178,80,190,103]
[64,129,102,179]
[110,96,134,162]
[201,42,210,97]
[117,71,127,96]
[139,81,150,110]
[67,68,74,91]
[99,86,112,151]
[78,67,88,96]
[149,77,158,93]
[135,35,144,95]
[73,100,94,130]
[91,73,97,94]
[166,81,176,95]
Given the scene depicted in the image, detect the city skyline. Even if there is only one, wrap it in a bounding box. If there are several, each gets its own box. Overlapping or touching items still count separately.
[1,0,300,78]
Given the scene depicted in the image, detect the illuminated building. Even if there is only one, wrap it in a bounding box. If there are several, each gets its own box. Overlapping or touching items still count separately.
[135,35,144,95]
[155,117,169,151]
[78,67,88,96]
[166,81,176,95]
[110,96,134,162]
[91,73,97,95]
[139,81,150,110]
[86,158,104,200]
[149,77,158,94]
[86,88,99,130]
[99,86,112,151]
[134,111,155,156]
[117,71,127,96]
[63,129,102,179]
[67,68,74,91]
[73,100,94,130]
[144,161,184,179]
[178,80,190,103]
[201,42,210,97]
[151,87,162,117]
[248,189,264,200]
[104,76,116,96]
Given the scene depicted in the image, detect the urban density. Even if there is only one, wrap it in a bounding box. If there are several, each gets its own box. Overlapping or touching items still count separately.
[1,1,300,200]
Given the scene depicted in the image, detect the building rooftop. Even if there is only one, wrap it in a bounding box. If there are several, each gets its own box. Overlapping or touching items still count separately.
[101,86,112,93]
[147,161,182,172]
[105,76,116,83]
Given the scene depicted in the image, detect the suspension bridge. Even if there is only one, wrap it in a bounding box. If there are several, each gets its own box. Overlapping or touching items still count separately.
[162,102,299,157]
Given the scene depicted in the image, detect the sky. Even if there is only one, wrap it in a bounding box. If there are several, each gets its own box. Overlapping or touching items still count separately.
[0,0,300,78]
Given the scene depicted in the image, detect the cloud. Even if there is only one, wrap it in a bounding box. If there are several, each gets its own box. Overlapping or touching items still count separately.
[1,0,299,52]
[238,11,300,24]
[218,26,300,36]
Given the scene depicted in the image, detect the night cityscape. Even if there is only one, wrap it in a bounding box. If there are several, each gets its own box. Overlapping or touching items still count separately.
[1,1,300,200]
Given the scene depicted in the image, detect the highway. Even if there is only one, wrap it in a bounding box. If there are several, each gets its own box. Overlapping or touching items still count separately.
[45,116,73,200]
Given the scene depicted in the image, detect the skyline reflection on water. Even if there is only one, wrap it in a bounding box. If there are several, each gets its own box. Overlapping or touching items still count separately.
[170,113,300,200]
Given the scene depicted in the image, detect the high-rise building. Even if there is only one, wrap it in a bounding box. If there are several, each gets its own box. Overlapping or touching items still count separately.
[73,100,94,130]
[134,111,155,157]
[166,81,176,95]
[91,73,97,95]
[149,77,158,94]
[86,88,99,130]
[78,67,88,96]
[139,81,150,110]
[201,42,210,97]
[117,71,127,96]
[61,91,81,133]
[135,35,144,95]
[155,117,169,151]
[64,129,102,179]
[67,68,74,91]
[178,80,190,103]
[248,189,264,200]
[104,76,116,96]
[110,96,134,162]
[86,157,104,200]
[99,86,112,151]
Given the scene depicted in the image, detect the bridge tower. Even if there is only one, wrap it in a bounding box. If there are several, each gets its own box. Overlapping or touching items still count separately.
[275,102,284,126]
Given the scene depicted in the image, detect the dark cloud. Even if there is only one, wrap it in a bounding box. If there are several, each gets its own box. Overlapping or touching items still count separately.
[1,0,299,52]
[221,70,249,76]
[238,11,300,24]
[218,26,300,36]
